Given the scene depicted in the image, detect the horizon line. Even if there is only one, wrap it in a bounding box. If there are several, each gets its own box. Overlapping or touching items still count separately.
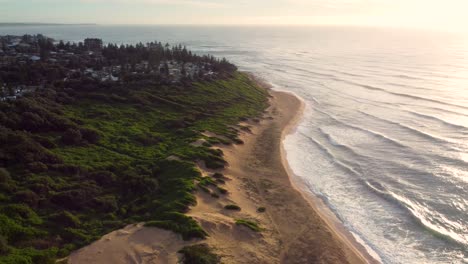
[0,22,462,33]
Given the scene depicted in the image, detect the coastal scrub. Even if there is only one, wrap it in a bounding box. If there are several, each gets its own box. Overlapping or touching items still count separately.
[235,219,262,232]
[178,244,220,264]
[0,71,268,262]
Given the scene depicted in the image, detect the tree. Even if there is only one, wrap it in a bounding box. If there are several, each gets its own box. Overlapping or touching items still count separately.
[61,128,82,145]
[57,40,66,50]
[163,62,170,76]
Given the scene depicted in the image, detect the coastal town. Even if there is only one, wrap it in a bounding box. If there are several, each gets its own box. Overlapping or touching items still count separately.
[0,34,235,101]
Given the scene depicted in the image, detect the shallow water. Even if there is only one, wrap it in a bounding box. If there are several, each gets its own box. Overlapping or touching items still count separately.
[2,25,467,263]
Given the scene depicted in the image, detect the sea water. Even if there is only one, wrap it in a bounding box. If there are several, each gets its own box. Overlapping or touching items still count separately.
[1,25,467,263]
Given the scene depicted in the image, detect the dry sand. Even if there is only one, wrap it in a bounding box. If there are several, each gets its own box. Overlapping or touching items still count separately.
[68,88,377,264]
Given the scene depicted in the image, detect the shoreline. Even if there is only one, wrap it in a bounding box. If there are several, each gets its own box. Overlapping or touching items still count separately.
[69,79,378,264]
[277,91,379,264]
[247,72,378,262]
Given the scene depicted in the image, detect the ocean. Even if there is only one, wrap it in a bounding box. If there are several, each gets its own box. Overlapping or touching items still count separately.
[1,25,467,263]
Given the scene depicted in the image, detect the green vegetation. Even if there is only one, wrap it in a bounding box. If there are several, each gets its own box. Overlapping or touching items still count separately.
[215,178,225,184]
[199,177,217,187]
[198,184,211,194]
[178,243,220,264]
[217,187,228,195]
[197,176,219,194]
[0,72,268,262]
[224,204,241,211]
[145,213,207,240]
[235,219,262,232]
[257,207,266,213]
[212,173,224,179]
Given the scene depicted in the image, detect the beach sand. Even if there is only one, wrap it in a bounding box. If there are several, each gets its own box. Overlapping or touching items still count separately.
[69,88,376,264]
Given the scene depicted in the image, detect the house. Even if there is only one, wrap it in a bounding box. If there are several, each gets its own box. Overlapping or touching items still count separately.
[30,55,41,61]
[17,43,31,52]
[1,96,17,101]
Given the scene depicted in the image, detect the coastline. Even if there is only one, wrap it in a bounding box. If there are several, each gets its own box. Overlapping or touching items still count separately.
[69,79,377,264]
[278,92,379,264]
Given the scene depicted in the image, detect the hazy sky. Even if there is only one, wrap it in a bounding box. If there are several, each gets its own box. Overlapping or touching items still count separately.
[1,0,467,31]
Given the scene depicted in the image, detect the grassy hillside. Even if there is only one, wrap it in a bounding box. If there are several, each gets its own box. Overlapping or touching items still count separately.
[0,72,268,263]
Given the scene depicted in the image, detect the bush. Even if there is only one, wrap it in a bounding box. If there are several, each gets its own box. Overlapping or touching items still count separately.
[210,193,219,199]
[235,219,262,232]
[178,244,220,264]
[50,211,81,228]
[93,195,118,213]
[202,142,212,147]
[212,173,223,179]
[257,207,266,213]
[204,159,225,170]
[27,162,48,173]
[232,138,244,145]
[198,185,211,194]
[0,204,42,225]
[0,235,9,255]
[165,120,188,129]
[224,204,241,211]
[124,174,159,194]
[0,214,43,244]
[20,111,45,132]
[217,187,228,195]
[80,128,100,144]
[198,177,216,187]
[30,183,51,196]
[51,188,98,210]
[61,228,93,245]
[89,171,116,186]
[209,149,223,157]
[32,135,56,149]
[61,128,82,145]
[0,168,11,183]
[14,190,40,207]
[49,164,80,175]
[145,212,207,240]
[215,179,225,184]
[135,133,160,146]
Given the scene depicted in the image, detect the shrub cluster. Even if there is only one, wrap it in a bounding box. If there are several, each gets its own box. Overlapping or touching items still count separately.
[0,71,268,262]
[235,219,262,232]
[224,204,241,211]
[178,244,220,264]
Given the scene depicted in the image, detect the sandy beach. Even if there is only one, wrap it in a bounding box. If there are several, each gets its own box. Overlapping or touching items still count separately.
[69,86,376,263]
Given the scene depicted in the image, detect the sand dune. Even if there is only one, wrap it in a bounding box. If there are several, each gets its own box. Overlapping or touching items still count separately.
[69,89,375,264]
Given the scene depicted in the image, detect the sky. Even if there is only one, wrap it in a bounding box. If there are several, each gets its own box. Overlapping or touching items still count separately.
[1,0,468,32]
